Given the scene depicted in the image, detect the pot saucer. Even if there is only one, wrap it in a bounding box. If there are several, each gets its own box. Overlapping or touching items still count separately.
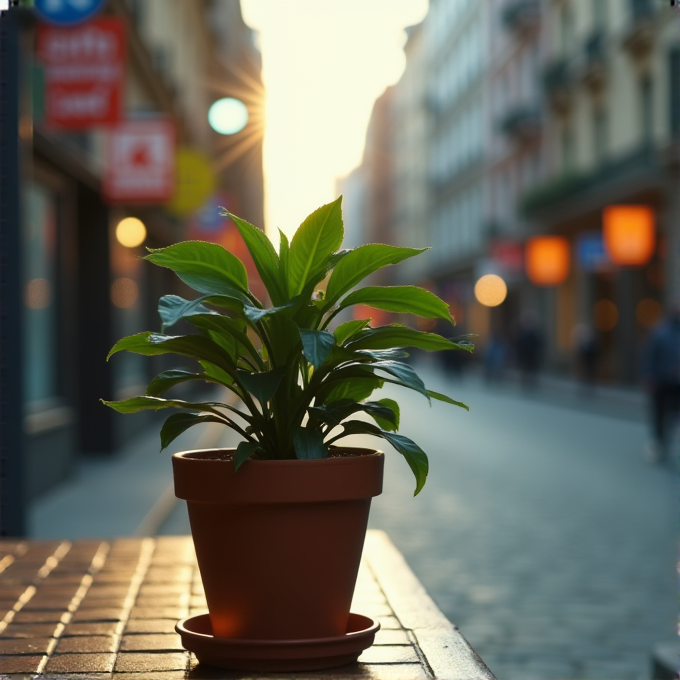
[176,612,380,672]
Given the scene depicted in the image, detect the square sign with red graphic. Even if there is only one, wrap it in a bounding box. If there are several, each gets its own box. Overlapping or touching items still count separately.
[37,17,125,128]
[104,120,176,204]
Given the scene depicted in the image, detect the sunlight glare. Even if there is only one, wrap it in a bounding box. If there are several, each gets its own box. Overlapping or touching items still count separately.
[241,0,428,240]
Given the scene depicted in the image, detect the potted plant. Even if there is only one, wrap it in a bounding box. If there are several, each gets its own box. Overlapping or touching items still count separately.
[103,197,472,671]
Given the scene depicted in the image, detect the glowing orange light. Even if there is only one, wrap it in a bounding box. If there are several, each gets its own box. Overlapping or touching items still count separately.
[525,236,570,286]
[603,205,655,266]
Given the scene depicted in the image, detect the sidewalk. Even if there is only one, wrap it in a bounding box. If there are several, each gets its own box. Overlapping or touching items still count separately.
[30,415,239,540]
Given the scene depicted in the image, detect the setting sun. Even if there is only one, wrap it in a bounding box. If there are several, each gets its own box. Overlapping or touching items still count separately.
[241,0,428,241]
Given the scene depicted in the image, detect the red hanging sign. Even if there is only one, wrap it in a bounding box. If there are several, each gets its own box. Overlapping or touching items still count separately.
[37,17,126,129]
[103,120,176,204]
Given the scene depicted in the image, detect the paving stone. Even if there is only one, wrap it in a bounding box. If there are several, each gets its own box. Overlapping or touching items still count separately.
[358,645,420,664]
[61,621,120,636]
[0,622,59,638]
[44,652,116,673]
[0,636,52,654]
[0,654,43,673]
[373,629,410,645]
[129,606,188,619]
[55,634,118,653]
[114,651,189,672]
[119,633,183,652]
[70,607,127,622]
[123,618,179,634]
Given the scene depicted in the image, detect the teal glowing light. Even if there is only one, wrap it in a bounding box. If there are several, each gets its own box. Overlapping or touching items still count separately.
[208,98,249,135]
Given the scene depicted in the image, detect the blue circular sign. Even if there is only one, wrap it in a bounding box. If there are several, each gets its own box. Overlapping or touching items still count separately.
[34,0,107,26]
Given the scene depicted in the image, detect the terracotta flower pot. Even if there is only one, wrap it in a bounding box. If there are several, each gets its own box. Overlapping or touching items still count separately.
[172,447,384,641]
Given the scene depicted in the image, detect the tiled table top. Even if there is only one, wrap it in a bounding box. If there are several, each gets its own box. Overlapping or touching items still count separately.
[0,531,495,679]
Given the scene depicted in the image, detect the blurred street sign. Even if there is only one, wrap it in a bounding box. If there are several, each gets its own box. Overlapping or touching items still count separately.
[103,120,176,204]
[36,17,125,128]
[166,148,215,217]
[577,232,611,271]
[34,0,106,26]
[488,240,523,273]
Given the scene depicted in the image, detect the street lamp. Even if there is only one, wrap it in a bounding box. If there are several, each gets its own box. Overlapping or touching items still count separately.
[208,97,248,135]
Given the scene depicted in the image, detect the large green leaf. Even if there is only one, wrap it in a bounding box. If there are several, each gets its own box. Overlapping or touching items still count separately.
[237,367,285,405]
[278,228,290,293]
[323,376,382,404]
[225,211,287,305]
[294,427,328,459]
[364,360,428,399]
[234,441,264,471]
[146,369,213,397]
[244,299,297,324]
[288,197,344,296]
[102,395,226,417]
[330,420,428,496]
[188,314,262,368]
[159,412,226,450]
[337,286,454,324]
[325,244,428,307]
[371,398,400,431]
[308,399,397,431]
[427,390,469,411]
[199,360,234,386]
[333,319,370,345]
[347,326,470,352]
[145,241,249,297]
[299,329,335,369]
[107,332,236,375]
[158,295,215,331]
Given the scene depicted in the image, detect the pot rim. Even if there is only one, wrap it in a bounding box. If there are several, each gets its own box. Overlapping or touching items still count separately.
[172,447,385,504]
[173,446,383,465]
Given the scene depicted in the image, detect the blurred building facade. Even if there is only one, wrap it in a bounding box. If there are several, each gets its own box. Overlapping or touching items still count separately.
[343,0,680,386]
[18,0,264,507]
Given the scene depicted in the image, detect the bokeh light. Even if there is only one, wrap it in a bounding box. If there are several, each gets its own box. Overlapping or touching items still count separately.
[208,98,249,135]
[25,278,52,309]
[115,217,146,248]
[593,299,618,332]
[474,275,507,307]
[636,298,662,328]
[111,278,139,309]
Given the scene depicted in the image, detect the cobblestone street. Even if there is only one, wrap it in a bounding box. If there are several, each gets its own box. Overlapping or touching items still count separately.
[362,364,677,680]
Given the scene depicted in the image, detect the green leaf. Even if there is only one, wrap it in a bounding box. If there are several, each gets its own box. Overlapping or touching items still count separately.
[330,421,428,496]
[294,427,328,459]
[365,360,428,399]
[337,286,454,324]
[159,412,226,450]
[347,325,468,352]
[146,369,213,397]
[324,376,382,403]
[158,295,215,332]
[427,390,469,411]
[243,299,296,324]
[325,244,428,307]
[278,228,290,292]
[107,332,236,375]
[288,197,344,296]
[300,329,335,369]
[189,314,262,368]
[145,241,249,296]
[224,211,287,305]
[371,398,400,431]
[102,395,226,417]
[308,399,397,431]
[199,360,234,386]
[237,367,285,405]
[234,440,263,471]
[333,319,370,345]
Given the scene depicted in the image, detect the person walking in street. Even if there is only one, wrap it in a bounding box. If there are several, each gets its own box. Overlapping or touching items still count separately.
[642,302,680,464]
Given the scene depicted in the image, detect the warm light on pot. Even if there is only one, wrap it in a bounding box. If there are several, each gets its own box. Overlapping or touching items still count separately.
[474,275,507,307]
[208,98,249,135]
[115,217,147,248]
[603,205,655,266]
[525,236,570,286]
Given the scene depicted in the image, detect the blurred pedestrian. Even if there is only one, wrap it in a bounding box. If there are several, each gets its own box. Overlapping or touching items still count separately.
[515,311,543,389]
[642,302,680,464]
[572,323,598,387]
[483,333,507,382]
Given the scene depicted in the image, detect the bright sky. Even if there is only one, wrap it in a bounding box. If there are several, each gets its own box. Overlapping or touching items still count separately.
[241,0,428,240]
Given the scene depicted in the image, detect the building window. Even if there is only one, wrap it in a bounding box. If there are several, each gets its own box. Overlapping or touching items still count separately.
[594,106,608,164]
[23,182,59,404]
[561,123,574,173]
[669,49,680,136]
[640,75,653,145]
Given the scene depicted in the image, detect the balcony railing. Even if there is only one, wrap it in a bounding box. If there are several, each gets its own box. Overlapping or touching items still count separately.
[501,0,540,34]
[499,106,541,142]
[520,146,658,216]
[582,31,606,90]
[542,59,572,110]
[622,0,655,56]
